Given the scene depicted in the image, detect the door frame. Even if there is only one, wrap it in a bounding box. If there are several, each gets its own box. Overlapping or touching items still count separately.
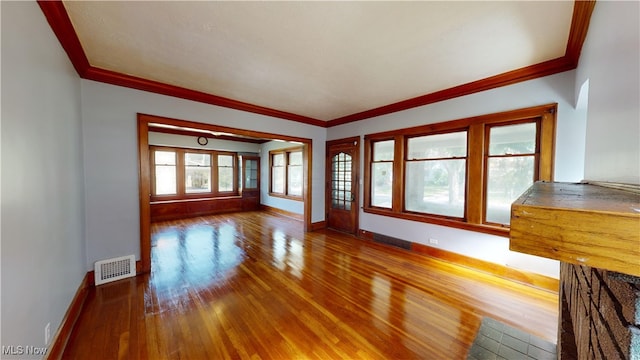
[138,113,313,273]
[325,136,360,234]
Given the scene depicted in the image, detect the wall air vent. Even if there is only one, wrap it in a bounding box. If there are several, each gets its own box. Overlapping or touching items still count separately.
[372,233,412,250]
[94,255,136,286]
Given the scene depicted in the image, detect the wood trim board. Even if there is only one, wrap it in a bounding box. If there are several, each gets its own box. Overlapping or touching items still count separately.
[38,0,595,127]
[358,229,559,293]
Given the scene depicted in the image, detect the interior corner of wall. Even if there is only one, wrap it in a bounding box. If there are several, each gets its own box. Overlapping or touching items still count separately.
[576,78,590,112]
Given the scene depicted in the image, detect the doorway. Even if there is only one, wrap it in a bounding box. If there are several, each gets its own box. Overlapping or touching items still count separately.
[138,113,312,273]
[325,137,360,234]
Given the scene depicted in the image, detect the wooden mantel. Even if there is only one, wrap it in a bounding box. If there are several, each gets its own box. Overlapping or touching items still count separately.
[510,181,640,277]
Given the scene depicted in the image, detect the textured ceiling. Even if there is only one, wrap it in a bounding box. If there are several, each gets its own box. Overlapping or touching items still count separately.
[62,1,574,122]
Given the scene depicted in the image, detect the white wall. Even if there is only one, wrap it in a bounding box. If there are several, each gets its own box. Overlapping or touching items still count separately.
[260,141,304,214]
[1,1,86,355]
[327,70,587,278]
[81,80,326,270]
[577,1,640,185]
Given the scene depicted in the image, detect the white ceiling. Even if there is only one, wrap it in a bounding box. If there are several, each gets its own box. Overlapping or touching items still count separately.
[63,1,574,122]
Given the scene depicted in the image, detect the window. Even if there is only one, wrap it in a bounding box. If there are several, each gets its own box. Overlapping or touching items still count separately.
[371,140,394,208]
[150,146,239,200]
[185,152,211,193]
[154,150,177,195]
[271,153,285,194]
[269,147,303,199]
[364,104,556,236]
[485,122,537,225]
[405,131,467,218]
[217,154,235,192]
[287,151,303,196]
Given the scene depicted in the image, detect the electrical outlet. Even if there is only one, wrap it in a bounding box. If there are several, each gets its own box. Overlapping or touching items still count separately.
[429,238,439,245]
[45,323,51,345]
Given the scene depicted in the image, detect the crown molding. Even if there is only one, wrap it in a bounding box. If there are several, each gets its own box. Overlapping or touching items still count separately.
[38,0,594,129]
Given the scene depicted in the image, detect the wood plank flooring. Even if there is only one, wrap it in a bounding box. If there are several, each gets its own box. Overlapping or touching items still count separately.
[63,211,558,359]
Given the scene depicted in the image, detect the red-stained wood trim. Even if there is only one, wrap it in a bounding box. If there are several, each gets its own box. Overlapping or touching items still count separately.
[148,126,268,144]
[138,118,152,273]
[37,0,90,77]
[363,103,557,139]
[410,243,559,293]
[565,1,597,67]
[358,229,558,293]
[142,113,309,144]
[39,1,594,128]
[138,113,314,272]
[45,273,91,360]
[151,198,246,222]
[363,206,510,238]
[303,142,313,232]
[36,1,325,127]
[309,220,327,231]
[84,67,326,127]
[260,204,304,221]
[328,58,572,126]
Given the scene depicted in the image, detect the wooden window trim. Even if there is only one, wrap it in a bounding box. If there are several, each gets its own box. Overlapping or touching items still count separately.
[150,145,240,202]
[215,151,239,195]
[363,103,557,238]
[366,137,396,210]
[482,119,540,227]
[269,146,304,200]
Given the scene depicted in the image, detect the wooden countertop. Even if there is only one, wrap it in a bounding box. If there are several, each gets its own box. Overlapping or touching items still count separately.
[510,182,640,277]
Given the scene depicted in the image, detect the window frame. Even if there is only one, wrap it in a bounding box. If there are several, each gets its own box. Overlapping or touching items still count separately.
[269,146,304,200]
[215,151,239,194]
[150,146,239,201]
[369,138,396,209]
[184,150,212,194]
[482,119,541,226]
[404,129,469,220]
[151,148,178,196]
[363,104,556,237]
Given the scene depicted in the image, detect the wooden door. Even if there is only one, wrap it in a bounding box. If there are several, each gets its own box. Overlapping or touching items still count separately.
[326,137,359,234]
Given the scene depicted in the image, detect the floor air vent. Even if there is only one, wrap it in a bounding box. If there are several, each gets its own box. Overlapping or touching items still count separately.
[94,255,136,285]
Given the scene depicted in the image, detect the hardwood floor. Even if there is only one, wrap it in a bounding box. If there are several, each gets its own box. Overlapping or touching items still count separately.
[63,211,558,359]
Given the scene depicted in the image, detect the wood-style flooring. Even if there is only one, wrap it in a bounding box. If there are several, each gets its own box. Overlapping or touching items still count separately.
[63,211,558,359]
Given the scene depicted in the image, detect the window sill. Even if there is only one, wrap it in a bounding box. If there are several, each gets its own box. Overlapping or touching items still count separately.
[151,195,241,204]
[363,207,510,238]
[268,193,303,201]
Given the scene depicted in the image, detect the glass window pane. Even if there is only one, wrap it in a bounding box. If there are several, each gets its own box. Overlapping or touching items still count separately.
[287,165,302,196]
[372,163,392,208]
[273,153,285,166]
[185,153,209,166]
[373,140,394,161]
[218,167,234,192]
[185,166,211,193]
[245,159,258,189]
[489,123,537,155]
[407,131,467,160]
[155,165,176,195]
[486,156,535,225]
[405,159,465,217]
[155,151,176,165]
[218,154,234,167]
[272,167,284,193]
[289,151,302,166]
